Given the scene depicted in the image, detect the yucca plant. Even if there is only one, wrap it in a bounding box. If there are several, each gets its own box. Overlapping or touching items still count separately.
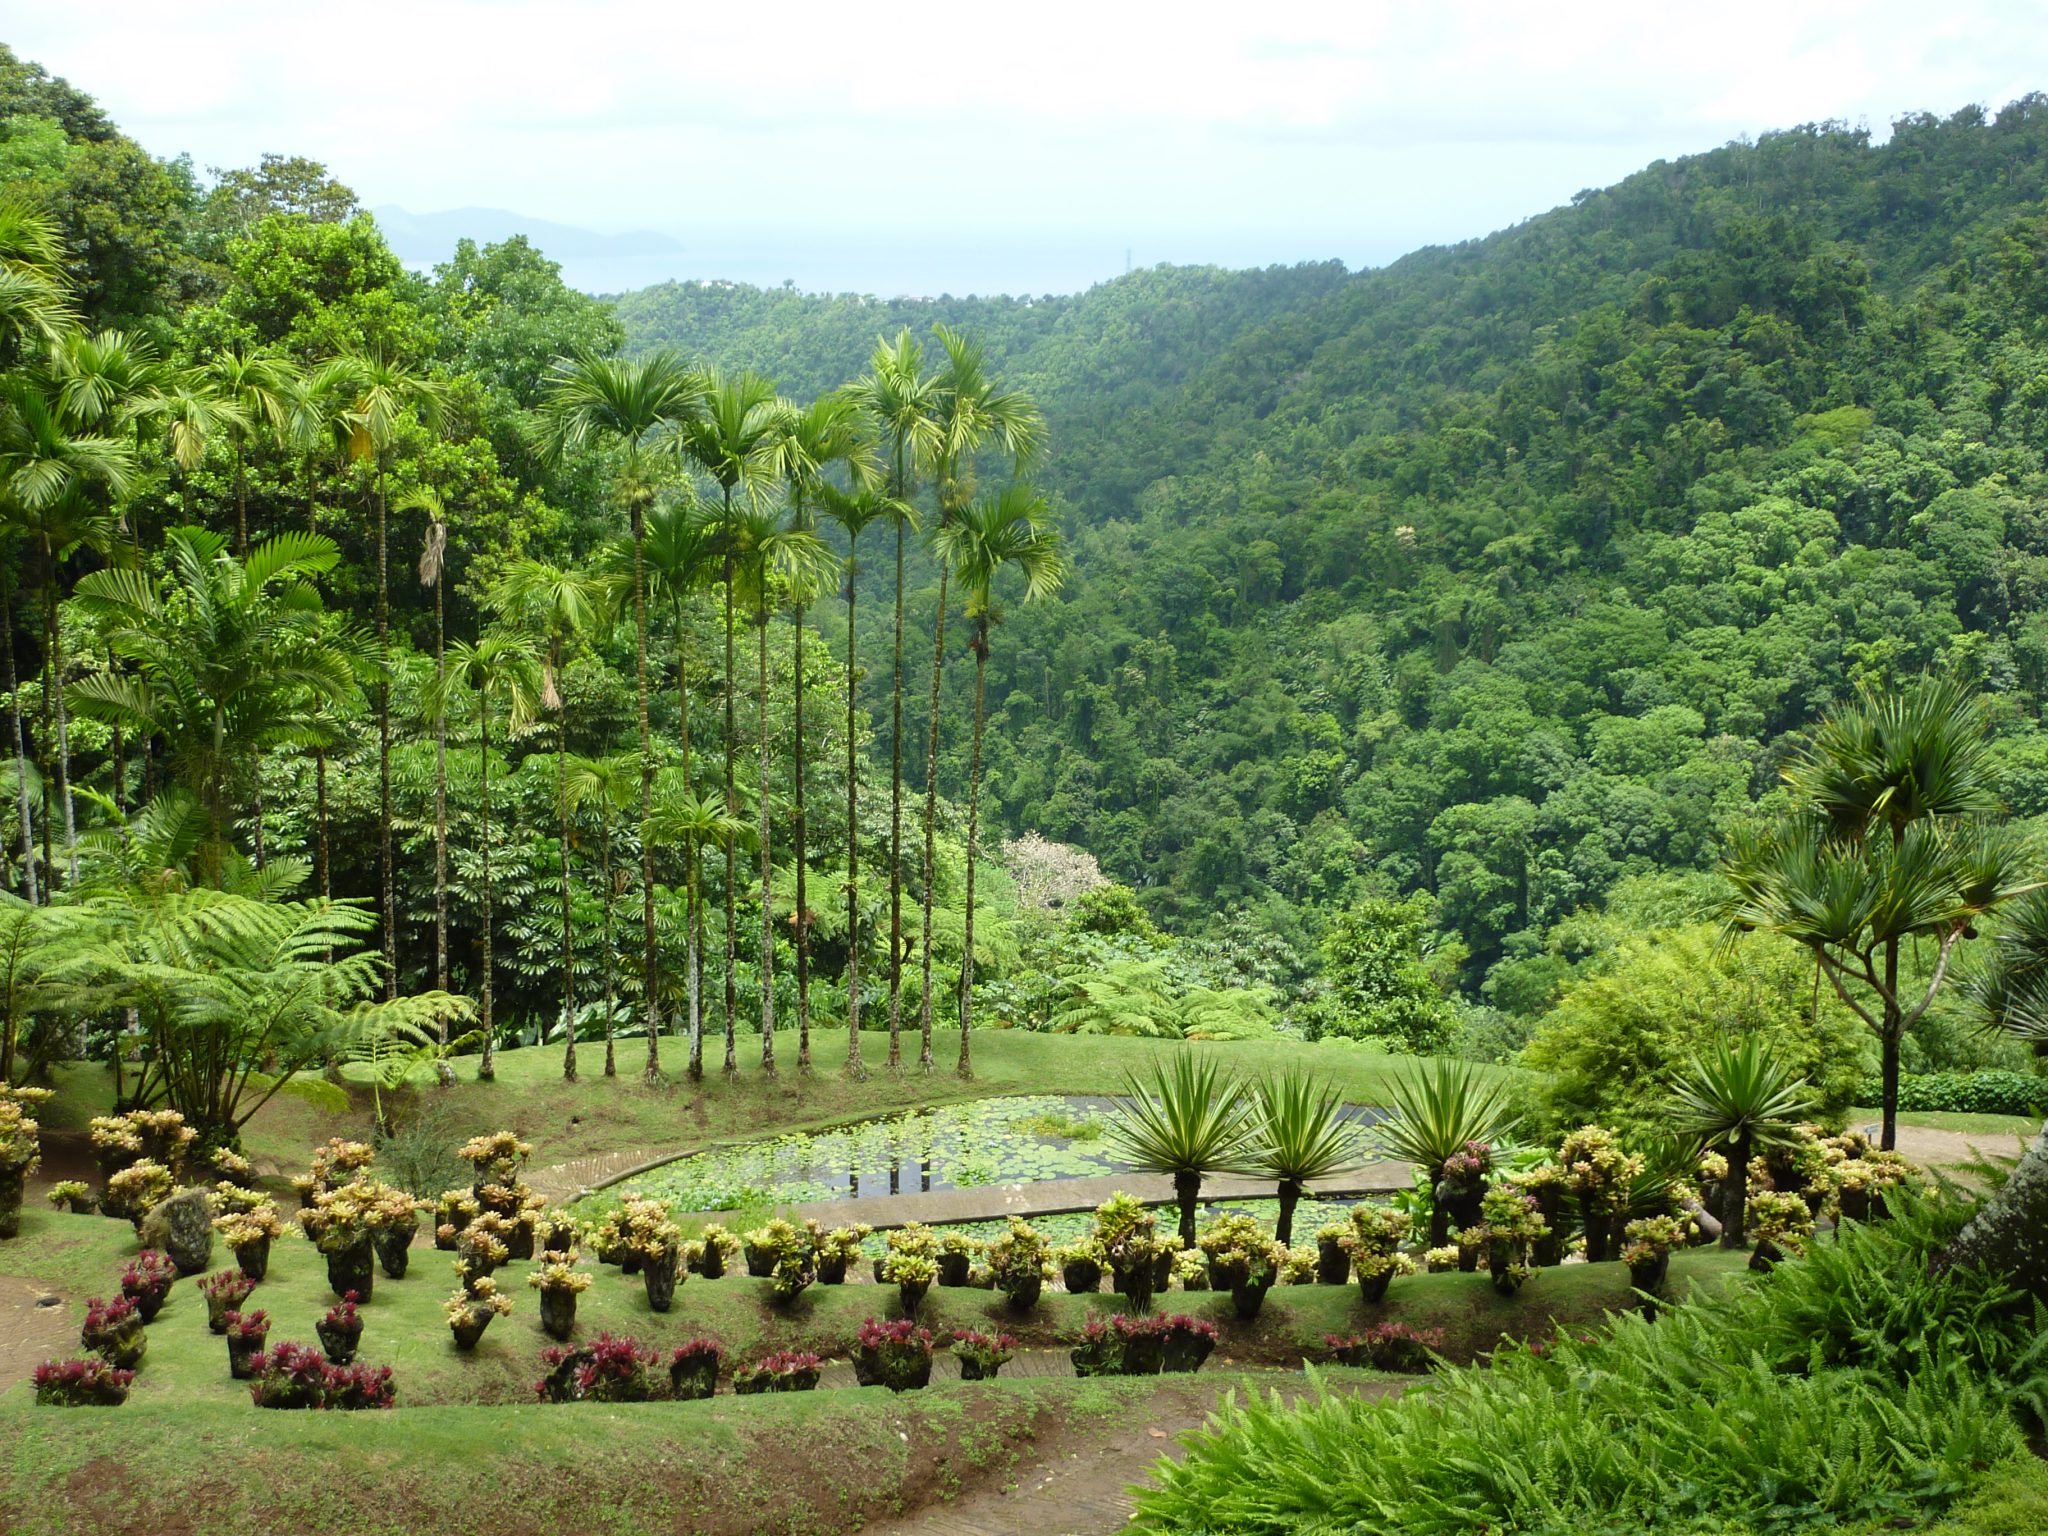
[1245,1070,1358,1244]
[1103,1055,1255,1247]
[1372,1059,1518,1244]
[1668,1037,1816,1248]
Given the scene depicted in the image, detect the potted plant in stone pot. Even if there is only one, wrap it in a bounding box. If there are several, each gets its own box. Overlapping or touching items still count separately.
[32,1357,134,1407]
[1620,1213,1689,1310]
[1160,1314,1219,1373]
[1478,1186,1548,1297]
[433,1189,480,1251]
[1338,1204,1415,1305]
[537,1332,661,1402]
[1068,1317,1123,1378]
[1113,1312,1169,1374]
[1197,1211,1283,1321]
[814,1223,870,1285]
[1745,1189,1814,1272]
[1511,1163,1572,1267]
[119,1250,176,1323]
[213,1202,285,1282]
[247,1340,332,1409]
[1171,1247,1209,1293]
[528,1250,593,1340]
[951,1329,1018,1381]
[855,1317,935,1392]
[445,1276,513,1349]
[1559,1126,1640,1264]
[100,1160,171,1232]
[370,1187,421,1279]
[937,1231,980,1287]
[668,1337,722,1400]
[199,1268,256,1333]
[453,1217,512,1296]
[1313,1221,1352,1286]
[1094,1193,1168,1310]
[690,1223,741,1279]
[224,1308,269,1378]
[637,1226,686,1314]
[299,1181,394,1302]
[317,1294,364,1364]
[986,1217,1053,1311]
[732,1349,822,1394]
[80,1295,146,1369]
[1056,1238,1103,1295]
[887,1251,936,1316]
[46,1180,94,1216]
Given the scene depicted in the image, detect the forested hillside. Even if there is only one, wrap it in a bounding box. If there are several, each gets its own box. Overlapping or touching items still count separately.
[617,99,2048,1019]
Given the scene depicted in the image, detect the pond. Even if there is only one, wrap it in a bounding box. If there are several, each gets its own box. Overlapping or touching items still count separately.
[611,1094,1384,1212]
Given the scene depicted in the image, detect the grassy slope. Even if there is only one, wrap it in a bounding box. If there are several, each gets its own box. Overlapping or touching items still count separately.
[37,1031,1501,1178]
[0,1205,1741,1535]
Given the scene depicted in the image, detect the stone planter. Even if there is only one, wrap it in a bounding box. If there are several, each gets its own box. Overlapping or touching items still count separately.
[897,1278,930,1316]
[641,1249,680,1313]
[539,1288,578,1342]
[1837,1186,1870,1224]
[937,1253,971,1288]
[1749,1239,1784,1273]
[1121,1333,1165,1376]
[1061,1257,1101,1294]
[744,1243,772,1278]
[505,1224,535,1262]
[233,1236,271,1283]
[0,1165,26,1239]
[881,1350,933,1393]
[1356,1267,1393,1305]
[227,1331,266,1379]
[87,1321,146,1371]
[1315,1238,1350,1286]
[374,1224,415,1280]
[1627,1251,1670,1295]
[325,1239,375,1302]
[1001,1275,1043,1311]
[449,1310,494,1350]
[1161,1331,1215,1374]
[1530,1190,1568,1267]
[1230,1278,1271,1322]
[669,1354,718,1400]
[958,1355,1004,1381]
[695,1244,729,1280]
[1581,1212,1615,1265]
[1111,1262,1156,1313]
[317,1316,363,1365]
[817,1254,848,1285]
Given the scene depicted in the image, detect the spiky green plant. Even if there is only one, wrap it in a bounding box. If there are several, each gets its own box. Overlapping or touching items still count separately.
[1103,1055,1255,1247]
[1372,1058,1518,1240]
[1668,1037,1816,1248]
[1245,1070,1358,1244]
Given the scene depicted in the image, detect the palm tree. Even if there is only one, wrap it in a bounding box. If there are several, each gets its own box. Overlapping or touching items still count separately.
[915,329,1043,1070]
[647,772,750,1073]
[543,349,703,1080]
[1246,1070,1359,1245]
[847,333,942,1071]
[640,498,716,1077]
[566,751,640,1077]
[490,558,611,1080]
[774,395,868,1071]
[0,533,36,903]
[1104,1056,1257,1248]
[0,197,72,347]
[1373,1059,1520,1246]
[203,347,299,556]
[404,488,454,1003]
[1723,674,2029,1148]
[429,633,540,1080]
[1668,1038,1816,1248]
[328,348,447,999]
[674,369,782,1074]
[816,483,914,1079]
[931,485,1065,1077]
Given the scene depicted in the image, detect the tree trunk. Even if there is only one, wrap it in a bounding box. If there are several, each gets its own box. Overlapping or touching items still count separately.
[843,571,865,1078]
[888,516,905,1073]
[756,601,775,1075]
[477,702,495,1081]
[601,817,617,1078]
[722,544,739,1076]
[42,550,76,886]
[676,624,702,1083]
[957,636,988,1080]
[1938,1122,2048,1301]
[1720,1133,1751,1249]
[792,602,812,1072]
[918,560,952,1072]
[558,713,576,1082]
[2,575,36,904]
[434,563,449,1024]
[377,473,396,1000]
[1880,935,1901,1151]
[631,503,662,1080]
[1174,1171,1201,1250]
[315,748,331,899]
[1276,1180,1304,1247]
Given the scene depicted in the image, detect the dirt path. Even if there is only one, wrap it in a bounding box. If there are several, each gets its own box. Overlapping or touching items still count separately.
[863,1377,1405,1536]
[1887,1124,2038,1169]
[0,1275,74,1388]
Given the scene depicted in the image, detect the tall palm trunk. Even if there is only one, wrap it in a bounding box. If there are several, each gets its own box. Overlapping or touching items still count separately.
[630,499,663,1080]
[721,537,740,1075]
[675,618,703,1081]
[39,544,76,886]
[917,558,952,1072]
[477,698,496,1080]
[888,515,906,1071]
[600,812,618,1077]
[792,600,812,1071]
[843,563,864,1078]
[315,748,331,898]
[756,597,776,1074]
[234,445,249,557]
[376,470,396,999]
[432,561,449,1032]
[1880,934,1901,1151]
[557,705,577,1082]
[957,624,989,1080]
[2,576,36,904]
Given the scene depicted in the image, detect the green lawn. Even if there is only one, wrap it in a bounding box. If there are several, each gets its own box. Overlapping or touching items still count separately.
[37,1030,1510,1181]
[1848,1107,2044,1140]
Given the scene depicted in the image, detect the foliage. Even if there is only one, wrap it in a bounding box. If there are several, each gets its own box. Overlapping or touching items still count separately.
[1372,1058,1518,1178]
[1861,1069,2048,1118]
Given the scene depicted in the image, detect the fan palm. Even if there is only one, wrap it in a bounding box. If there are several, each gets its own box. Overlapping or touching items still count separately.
[566,752,641,1078]
[1104,1055,1256,1248]
[931,485,1065,1077]
[640,497,716,1076]
[673,368,782,1073]
[1245,1070,1359,1244]
[1667,1037,1815,1248]
[1372,1059,1520,1244]
[846,332,943,1070]
[542,348,703,1079]
[427,633,540,1080]
[816,482,915,1078]
[489,558,612,1081]
[914,330,1043,1069]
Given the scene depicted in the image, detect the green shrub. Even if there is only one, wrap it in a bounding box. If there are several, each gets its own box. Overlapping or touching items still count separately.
[1855,1070,2048,1119]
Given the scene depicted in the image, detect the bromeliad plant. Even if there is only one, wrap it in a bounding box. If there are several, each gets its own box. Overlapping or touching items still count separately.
[814,1223,871,1284]
[199,1268,256,1332]
[951,1329,1018,1381]
[214,1201,284,1281]
[1745,1189,1816,1270]
[89,1109,195,1181]
[45,1179,93,1215]
[937,1230,981,1287]
[1621,1214,1692,1296]
[732,1349,822,1394]
[537,1332,662,1403]
[119,1249,176,1322]
[855,1317,936,1391]
[224,1308,269,1378]
[1197,1211,1286,1319]
[668,1338,722,1400]
[445,1275,513,1349]
[100,1160,171,1230]
[1477,1186,1548,1297]
[300,1179,406,1299]
[1323,1322,1445,1371]
[1338,1204,1416,1304]
[985,1217,1053,1310]
[248,1340,394,1410]
[1103,1056,1256,1248]
[690,1222,742,1279]
[32,1357,134,1407]
[317,1294,364,1364]
[1093,1192,1172,1309]
[1558,1126,1641,1263]
[1056,1238,1104,1294]
[528,1250,593,1340]
[80,1295,145,1369]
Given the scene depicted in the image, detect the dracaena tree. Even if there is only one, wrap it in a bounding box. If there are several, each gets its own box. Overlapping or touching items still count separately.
[1722,675,2033,1148]
[1667,1037,1815,1248]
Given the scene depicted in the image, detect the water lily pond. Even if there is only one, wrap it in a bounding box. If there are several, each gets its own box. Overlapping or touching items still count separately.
[609,1094,1386,1214]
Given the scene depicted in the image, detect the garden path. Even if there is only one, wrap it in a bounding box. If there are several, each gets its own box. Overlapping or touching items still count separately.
[0,1276,73,1389]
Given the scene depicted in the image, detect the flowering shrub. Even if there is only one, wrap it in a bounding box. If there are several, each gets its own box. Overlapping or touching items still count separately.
[33,1356,134,1406]
[538,1332,661,1403]
[119,1249,176,1319]
[731,1349,821,1394]
[1478,1186,1549,1295]
[45,1179,93,1212]
[199,1268,256,1332]
[89,1109,194,1177]
[247,1339,395,1409]
[80,1295,145,1367]
[1324,1322,1445,1371]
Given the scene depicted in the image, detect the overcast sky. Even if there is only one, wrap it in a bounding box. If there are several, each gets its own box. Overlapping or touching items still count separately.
[14,2,2048,295]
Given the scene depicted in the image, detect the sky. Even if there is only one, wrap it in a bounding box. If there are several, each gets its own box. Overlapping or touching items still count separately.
[14,1,2048,296]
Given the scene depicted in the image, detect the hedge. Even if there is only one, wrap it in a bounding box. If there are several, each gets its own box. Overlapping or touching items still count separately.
[1854,1070,2048,1118]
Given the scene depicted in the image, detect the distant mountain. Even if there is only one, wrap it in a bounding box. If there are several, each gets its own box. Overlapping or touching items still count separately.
[371,206,687,292]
